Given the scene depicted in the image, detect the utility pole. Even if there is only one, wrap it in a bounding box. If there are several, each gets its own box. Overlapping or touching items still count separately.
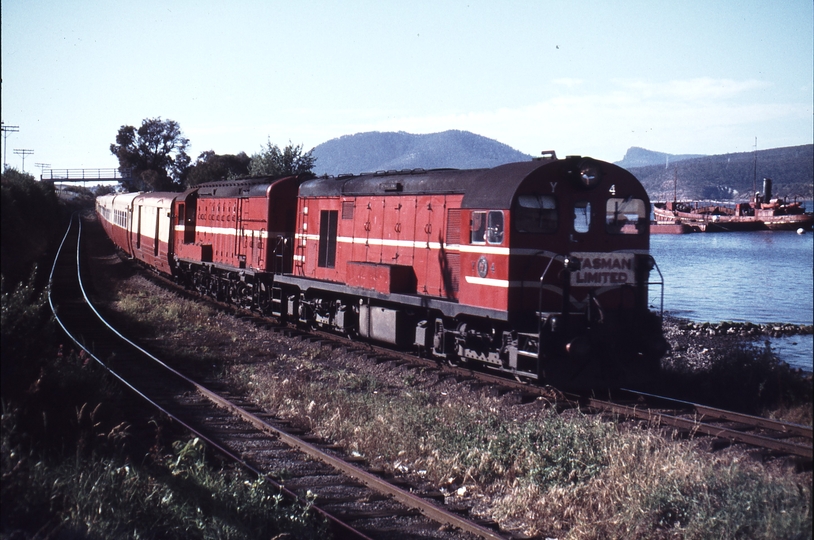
[752,137,758,201]
[1,123,20,170]
[14,149,34,173]
[36,163,51,179]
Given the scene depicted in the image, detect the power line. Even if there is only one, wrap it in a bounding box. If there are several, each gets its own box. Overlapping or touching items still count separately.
[13,149,34,173]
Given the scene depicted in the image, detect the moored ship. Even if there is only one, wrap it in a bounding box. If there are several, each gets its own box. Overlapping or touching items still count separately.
[653,178,813,232]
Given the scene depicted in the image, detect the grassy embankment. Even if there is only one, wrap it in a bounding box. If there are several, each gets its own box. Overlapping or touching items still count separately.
[4,168,809,538]
[107,271,812,540]
[1,172,327,539]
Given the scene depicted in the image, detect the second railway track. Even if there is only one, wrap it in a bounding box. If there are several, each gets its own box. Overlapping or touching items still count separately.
[49,212,512,540]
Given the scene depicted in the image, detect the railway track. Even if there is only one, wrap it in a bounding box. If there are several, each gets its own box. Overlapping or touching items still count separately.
[611,389,813,461]
[53,211,811,537]
[377,353,813,463]
[108,210,813,467]
[274,325,813,464]
[48,213,511,540]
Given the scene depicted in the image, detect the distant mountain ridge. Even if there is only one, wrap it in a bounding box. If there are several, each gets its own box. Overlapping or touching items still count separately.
[622,145,813,201]
[308,130,813,200]
[614,147,705,169]
[311,130,533,176]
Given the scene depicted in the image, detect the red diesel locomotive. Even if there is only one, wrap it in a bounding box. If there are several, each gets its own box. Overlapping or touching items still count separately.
[96,152,666,386]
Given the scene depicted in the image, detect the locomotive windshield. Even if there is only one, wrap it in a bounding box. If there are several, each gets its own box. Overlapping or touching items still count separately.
[513,194,558,233]
[605,197,647,234]
[574,201,591,233]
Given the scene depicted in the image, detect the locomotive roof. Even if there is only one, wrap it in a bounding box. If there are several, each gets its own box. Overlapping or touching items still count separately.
[177,175,301,201]
[298,159,555,209]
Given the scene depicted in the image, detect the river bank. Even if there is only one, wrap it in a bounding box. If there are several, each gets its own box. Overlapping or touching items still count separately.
[650,230,814,372]
[674,319,812,338]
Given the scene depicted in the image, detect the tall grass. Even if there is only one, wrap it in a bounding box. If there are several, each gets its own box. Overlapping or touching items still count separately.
[1,310,328,538]
[488,428,811,539]
[2,424,328,539]
[102,282,812,539]
[659,341,813,423]
[232,351,812,539]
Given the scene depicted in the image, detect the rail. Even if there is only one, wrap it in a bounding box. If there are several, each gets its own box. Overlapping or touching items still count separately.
[48,215,373,540]
[49,216,506,539]
[41,168,132,181]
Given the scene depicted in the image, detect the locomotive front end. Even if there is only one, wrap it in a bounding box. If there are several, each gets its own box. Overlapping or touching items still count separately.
[504,155,667,387]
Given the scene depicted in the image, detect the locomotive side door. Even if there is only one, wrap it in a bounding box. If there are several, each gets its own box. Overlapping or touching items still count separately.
[382,195,415,267]
[235,197,246,268]
[358,196,384,265]
[182,194,197,244]
[413,194,454,298]
[136,204,143,250]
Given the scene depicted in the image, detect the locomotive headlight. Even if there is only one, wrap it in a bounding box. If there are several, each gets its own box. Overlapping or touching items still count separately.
[565,157,602,189]
[563,256,581,271]
[578,159,602,189]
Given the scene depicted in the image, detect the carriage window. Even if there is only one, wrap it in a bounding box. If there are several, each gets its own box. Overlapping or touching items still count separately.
[177,204,185,226]
[606,197,646,235]
[514,194,558,233]
[574,201,591,233]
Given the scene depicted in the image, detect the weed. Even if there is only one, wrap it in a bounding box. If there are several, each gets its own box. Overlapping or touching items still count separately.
[101,278,812,539]
[2,428,329,538]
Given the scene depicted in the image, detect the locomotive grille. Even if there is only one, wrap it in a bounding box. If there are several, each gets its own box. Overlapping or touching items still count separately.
[342,200,354,220]
[445,209,462,293]
[446,208,461,245]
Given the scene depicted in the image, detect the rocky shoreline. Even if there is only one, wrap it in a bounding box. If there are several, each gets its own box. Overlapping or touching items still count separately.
[671,318,813,338]
[659,314,812,379]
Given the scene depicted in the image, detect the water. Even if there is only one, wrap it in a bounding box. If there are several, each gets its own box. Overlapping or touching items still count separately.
[649,230,813,371]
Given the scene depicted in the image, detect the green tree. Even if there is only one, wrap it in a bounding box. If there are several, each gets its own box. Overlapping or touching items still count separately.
[1,168,60,286]
[185,150,251,188]
[249,140,316,177]
[110,117,190,192]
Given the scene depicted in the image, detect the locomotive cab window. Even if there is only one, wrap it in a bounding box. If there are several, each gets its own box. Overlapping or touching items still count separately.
[487,211,504,244]
[471,212,486,244]
[574,201,591,233]
[471,211,504,244]
[606,197,647,234]
[514,195,558,233]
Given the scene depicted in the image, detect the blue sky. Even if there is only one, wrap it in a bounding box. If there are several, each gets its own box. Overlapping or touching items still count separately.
[2,0,812,173]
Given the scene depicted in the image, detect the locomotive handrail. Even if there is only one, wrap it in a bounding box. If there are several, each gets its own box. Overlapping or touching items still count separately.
[535,252,666,330]
[537,252,566,341]
[648,255,665,320]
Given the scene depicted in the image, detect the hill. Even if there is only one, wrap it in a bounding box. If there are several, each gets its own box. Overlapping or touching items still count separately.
[614,147,705,169]
[308,131,812,201]
[311,130,533,175]
[623,145,813,201]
